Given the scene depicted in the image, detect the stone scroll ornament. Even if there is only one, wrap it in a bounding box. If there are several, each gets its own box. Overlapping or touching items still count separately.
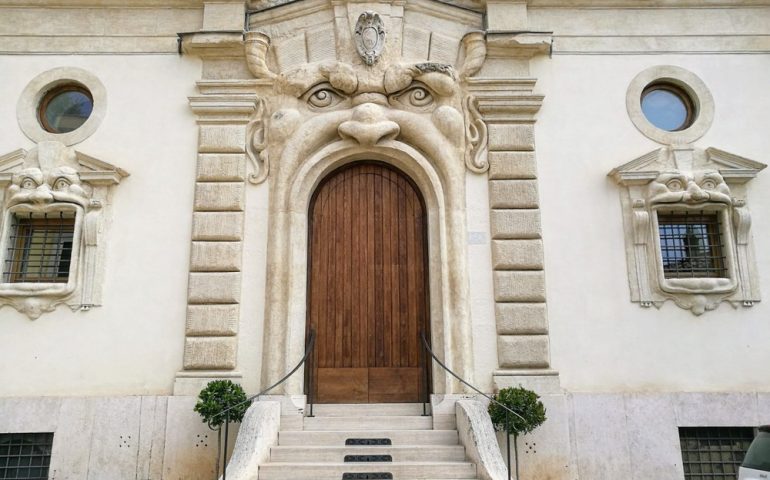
[246,98,269,185]
[355,11,385,66]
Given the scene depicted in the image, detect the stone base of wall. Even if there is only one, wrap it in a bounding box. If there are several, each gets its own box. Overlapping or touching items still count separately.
[0,395,238,480]
[2,391,768,479]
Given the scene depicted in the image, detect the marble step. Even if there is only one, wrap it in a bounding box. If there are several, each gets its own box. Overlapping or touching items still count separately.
[278,429,459,446]
[303,415,433,431]
[257,461,477,480]
[309,403,428,417]
[270,445,466,462]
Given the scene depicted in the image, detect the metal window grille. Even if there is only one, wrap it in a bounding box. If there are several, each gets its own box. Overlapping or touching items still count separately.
[3,212,75,283]
[658,211,727,279]
[0,433,53,480]
[679,427,754,479]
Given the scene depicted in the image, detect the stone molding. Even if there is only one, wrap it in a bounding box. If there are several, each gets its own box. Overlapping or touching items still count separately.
[0,143,128,319]
[609,146,766,315]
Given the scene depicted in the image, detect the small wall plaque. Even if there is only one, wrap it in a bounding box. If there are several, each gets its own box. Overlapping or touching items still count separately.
[355,11,385,66]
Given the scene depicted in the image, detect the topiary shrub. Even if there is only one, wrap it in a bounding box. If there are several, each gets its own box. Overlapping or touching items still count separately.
[488,386,547,480]
[194,380,249,479]
[488,385,547,436]
[194,379,249,429]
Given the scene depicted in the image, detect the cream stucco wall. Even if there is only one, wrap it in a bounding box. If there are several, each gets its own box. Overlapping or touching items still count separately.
[533,53,770,392]
[0,55,202,396]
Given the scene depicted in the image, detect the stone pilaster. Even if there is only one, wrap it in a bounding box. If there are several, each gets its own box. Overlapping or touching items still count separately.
[469,19,559,386]
[174,1,257,394]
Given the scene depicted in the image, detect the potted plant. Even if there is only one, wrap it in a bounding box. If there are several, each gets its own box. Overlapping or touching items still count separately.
[194,380,249,479]
[488,386,547,480]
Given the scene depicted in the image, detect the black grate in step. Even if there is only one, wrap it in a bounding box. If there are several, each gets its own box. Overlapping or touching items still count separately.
[344,455,392,463]
[342,473,393,479]
[345,438,392,446]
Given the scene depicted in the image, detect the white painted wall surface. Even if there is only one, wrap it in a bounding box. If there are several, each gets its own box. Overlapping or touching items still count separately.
[0,55,201,396]
[533,53,770,392]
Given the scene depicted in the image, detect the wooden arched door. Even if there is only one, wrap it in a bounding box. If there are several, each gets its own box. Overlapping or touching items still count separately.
[306,162,430,403]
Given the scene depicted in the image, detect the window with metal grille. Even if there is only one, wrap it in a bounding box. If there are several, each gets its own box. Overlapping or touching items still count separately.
[679,426,754,479]
[0,432,53,480]
[658,211,727,279]
[3,212,75,283]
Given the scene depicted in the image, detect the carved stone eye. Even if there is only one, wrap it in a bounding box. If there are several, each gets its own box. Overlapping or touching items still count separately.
[21,178,37,189]
[305,85,345,109]
[700,179,717,190]
[666,179,684,191]
[54,178,71,191]
[391,84,435,111]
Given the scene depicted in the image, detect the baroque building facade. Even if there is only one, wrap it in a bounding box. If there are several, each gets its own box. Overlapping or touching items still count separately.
[0,0,768,478]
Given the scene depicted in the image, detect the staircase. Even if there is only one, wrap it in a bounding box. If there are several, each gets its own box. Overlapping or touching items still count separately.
[257,403,479,480]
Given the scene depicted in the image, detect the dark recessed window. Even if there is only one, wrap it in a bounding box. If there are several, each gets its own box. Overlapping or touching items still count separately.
[641,83,694,131]
[679,427,754,480]
[658,211,726,279]
[3,212,75,283]
[38,84,93,134]
[0,432,54,480]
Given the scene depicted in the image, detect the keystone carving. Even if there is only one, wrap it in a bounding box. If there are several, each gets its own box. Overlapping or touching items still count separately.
[354,11,385,66]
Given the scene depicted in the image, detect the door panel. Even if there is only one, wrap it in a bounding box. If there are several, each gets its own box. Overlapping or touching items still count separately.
[307,162,429,403]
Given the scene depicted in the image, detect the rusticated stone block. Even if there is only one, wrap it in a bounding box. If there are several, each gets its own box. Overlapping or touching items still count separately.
[199,125,246,153]
[194,182,244,211]
[186,305,239,336]
[489,180,539,209]
[489,152,537,179]
[496,303,548,335]
[492,239,544,270]
[196,154,246,182]
[497,335,550,368]
[487,124,534,151]
[192,212,244,241]
[490,209,541,239]
[494,271,546,302]
[190,241,242,272]
[183,337,237,370]
[188,272,241,304]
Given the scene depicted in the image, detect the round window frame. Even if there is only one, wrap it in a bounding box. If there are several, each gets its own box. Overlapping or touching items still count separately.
[38,83,94,134]
[17,67,106,146]
[640,82,695,132]
[626,66,714,145]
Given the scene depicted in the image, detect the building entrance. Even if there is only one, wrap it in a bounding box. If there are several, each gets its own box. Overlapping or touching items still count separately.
[306,162,430,403]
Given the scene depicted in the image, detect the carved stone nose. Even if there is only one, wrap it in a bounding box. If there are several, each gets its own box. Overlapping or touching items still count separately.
[338,103,400,146]
[29,186,54,205]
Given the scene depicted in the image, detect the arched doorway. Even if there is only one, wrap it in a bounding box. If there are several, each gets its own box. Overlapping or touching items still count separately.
[306,162,430,403]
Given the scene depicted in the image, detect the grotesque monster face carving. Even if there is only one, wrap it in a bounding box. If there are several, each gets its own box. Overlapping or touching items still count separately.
[251,60,470,186]
[647,170,731,206]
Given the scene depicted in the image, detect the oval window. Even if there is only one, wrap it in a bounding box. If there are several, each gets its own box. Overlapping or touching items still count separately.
[641,83,694,132]
[38,85,94,134]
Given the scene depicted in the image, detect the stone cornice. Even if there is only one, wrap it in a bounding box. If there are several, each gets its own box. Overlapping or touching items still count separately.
[486,31,552,57]
[179,31,245,58]
[467,78,544,121]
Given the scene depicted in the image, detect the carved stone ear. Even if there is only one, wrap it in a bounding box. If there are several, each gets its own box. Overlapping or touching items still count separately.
[464,95,489,173]
[246,98,269,185]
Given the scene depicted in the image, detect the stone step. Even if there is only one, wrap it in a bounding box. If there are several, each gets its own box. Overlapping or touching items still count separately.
[303,415,434,431]
[270,445,466,462]
[309,403,428,417]
[257,461,477,480]
[278,430,459,446]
